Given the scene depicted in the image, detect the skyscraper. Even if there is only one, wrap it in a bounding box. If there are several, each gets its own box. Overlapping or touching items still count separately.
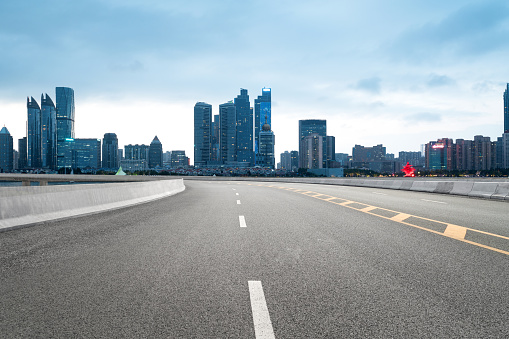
[211,114,220,163]
[102,133,119,169]
[0,126,13,172]
[71,138,101,169]
[18,137,27,169]
[40,94,57,169]
[194,102,212,167]
[235,89,254,166]
[301,134,324,169]
[219,101,237,164]
[56,87,75,169]
[258,118,275,168]
[326,135,335,166]
[149,136,163,168]
[254,88,271,159]
[504,83,509,133]
[280,151,292,170]
[27,96,41,168]
[299,119,326,169]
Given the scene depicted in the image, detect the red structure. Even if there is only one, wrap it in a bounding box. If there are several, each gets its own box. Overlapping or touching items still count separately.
[402,162,416,177]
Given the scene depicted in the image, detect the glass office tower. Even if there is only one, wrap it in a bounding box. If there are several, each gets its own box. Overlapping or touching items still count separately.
[194,102,212,167]
[56,87,75,169]
[504,83,509,133]
[27,96,41,168]
[219,101,237,164]
[254,88,271,158]
[40,94,57,169]
[235,89,254,166]
[298,119,327,169]
[102,133,119,169]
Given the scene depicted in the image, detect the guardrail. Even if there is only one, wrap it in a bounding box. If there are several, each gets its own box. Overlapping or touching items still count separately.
[182,176,509,201]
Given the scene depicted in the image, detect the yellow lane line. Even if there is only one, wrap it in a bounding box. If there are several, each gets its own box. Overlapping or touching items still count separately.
[260,183,509,256]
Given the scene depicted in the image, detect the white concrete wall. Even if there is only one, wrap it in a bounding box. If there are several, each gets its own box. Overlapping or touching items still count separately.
[0,179,185,231]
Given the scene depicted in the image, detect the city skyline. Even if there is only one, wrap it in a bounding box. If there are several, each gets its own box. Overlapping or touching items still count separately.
[1,1,509,163]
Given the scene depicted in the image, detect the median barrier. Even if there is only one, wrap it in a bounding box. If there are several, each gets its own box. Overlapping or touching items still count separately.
[0,178,185,231]
[491,183,509,200]
[468,182,499,199]
[409,181,438,193]
[449,181,475,196]
[397,180,414,190]
[434,181,454,194]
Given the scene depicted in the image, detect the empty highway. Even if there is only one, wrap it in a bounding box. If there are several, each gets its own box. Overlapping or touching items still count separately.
[1,180,508,338]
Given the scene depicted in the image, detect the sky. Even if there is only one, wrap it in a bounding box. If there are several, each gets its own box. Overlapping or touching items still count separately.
[1,0,509,164]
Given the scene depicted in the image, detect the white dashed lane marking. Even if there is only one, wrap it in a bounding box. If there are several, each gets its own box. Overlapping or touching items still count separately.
[239,215,247,228]
[248,281,275,339]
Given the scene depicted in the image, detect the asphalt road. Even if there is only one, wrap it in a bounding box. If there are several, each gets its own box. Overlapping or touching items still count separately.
[1,180,508,338]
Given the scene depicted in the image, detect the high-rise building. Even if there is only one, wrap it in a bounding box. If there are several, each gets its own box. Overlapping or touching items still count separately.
[301,133,324,169]
[170,150,188,168]
[504,83,509,133]
[235,89,254,166]
[299,119,326,169]
[194,102,212,167]
[125,144,149,161]
[219,101,237,164]
[0,126,14,172]
[425,138,454,170]
[27,96,41,168]
[326,136,335,165]
[71,138,101,169]
[352,144,386,162]
[40,94,57,169]
[56,87,75,169]
[211,114,220,163]
[502,133,509,169]
[258,119,275,168]
[290,150,299,171]
[18,137,27,169]
[102,133,118,169]
[335,153,349,166]
[149,136,163,168]
[280,151,292,170]
[398,151,424,167]
[254,88,271,158]
[473,135,494,170]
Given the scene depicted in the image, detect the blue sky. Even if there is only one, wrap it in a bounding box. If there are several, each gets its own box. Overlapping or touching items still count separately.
[1,0,509,163]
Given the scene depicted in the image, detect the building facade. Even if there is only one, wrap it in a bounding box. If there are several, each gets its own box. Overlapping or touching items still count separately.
[56,87,75,169]
[254,88,271,160]
[102,133,118,169]
[235,89,254,166]
[194,102,212,167]
[219,101,237,165]
[18,137,27,169]
[0,126,13,172]
[504,83,509,133]
[27,96,41,168]
[170,150,188,168]
[40,94,57,169]
[71,138,101,169]
[299,119,327,169]
[257,121,275,168]
[149,136,163,168]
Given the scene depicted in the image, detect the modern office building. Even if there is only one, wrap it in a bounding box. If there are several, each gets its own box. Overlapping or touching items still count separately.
[18,137,27,169]
[301,133,324,169]
[170,150,188,168]
[56,87,75,169]
[504,83,509,133]
[40,94,57,169]
[211,114,220,163]
[257,120,275,168]
[280,151,292,170]
[299,119,327,169]
[425,138,454,170]
[219,101,237,164]
[71,138,101,169]
[27,96,41,168]
[290,151,299,171]
[102,133,118,169]
[0,126,13,172]
[194,102,212,167]
[125,144,149,161]
[335,153,349,166]
[254,88,271,158]
[398,151,424,167]
[235,89,254,166]
[326,136,335,165]
[149,136,163,168]
[502,133,509,168]
[352,144,386,162]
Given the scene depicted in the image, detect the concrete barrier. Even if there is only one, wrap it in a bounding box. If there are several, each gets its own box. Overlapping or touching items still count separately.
[410,181,438,193]
[468,182,499,199]
[0,179,185,231]
[491,183,509,201]
[434,181,454,194]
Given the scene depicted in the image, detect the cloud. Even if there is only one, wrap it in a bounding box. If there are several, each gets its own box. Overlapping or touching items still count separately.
[405,112,442,123]
[427,73,455,87]
[388,1,509,63]
[354,77,381,93]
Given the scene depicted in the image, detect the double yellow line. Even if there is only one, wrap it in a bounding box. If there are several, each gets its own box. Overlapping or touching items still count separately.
[260,184,509,256]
